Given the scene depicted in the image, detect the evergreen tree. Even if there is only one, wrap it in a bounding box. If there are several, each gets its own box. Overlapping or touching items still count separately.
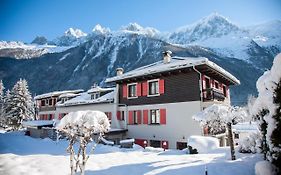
[0,80,5,127]
[5,79,34,130]
[270,79,281,170]
[2,90,12,127]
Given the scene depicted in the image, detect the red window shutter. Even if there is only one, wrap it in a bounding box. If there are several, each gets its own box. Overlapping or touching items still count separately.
[137,110,142,124]
[117,111,121,120]
[142,81,147,96]
[122,84,127,98]
[159,79,165,94]
[162,141,169,149]
[160,109,166,124]
[51,114,54,120]
[143,110,148,124]
[137,83,142,96]
[128,111,133,125]
[59,114,62,120]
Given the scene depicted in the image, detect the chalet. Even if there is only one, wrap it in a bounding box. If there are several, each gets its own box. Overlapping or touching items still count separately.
[34,51,240,149]
[105,51,239,149]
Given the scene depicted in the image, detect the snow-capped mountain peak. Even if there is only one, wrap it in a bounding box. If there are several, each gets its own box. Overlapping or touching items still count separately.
[92,24,110,34]
[120,22,159,37]
[64,28,87,38]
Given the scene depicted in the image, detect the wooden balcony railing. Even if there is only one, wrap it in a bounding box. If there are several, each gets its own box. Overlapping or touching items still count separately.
[203,88,225,101]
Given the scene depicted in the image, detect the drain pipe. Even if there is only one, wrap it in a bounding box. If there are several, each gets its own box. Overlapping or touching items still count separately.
[192,66,203,103]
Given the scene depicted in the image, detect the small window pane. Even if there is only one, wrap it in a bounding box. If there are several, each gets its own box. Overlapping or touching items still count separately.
[128,84,137,97]
[149,81,159,95]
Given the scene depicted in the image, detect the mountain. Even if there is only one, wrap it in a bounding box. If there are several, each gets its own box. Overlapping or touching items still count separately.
[0,13,279,105]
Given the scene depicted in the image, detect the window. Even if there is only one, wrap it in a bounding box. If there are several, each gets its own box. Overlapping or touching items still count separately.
[205,77,211,89]
[49,99,53,106]
[133,111,138,124]
[223,85,227,97]
[214,81,219,89]
[150,140,161,148]
[41,100,45,106]
[148,80,159,96]
[91,93,100,100]
[150,109,160,124]
[234,133,239,139]
[128,83,137,98]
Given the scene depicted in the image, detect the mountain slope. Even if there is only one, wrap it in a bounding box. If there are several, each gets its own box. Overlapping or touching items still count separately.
[0,14,279,105]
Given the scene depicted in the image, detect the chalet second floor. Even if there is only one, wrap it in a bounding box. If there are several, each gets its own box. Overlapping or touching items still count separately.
[106,51,240,106]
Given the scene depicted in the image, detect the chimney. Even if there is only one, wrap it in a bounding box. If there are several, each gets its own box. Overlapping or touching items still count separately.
[163,50,172,63]
[116,68,124,76]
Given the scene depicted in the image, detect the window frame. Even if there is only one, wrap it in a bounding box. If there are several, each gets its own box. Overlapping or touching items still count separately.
[150,109,160,125]
[127,83,138,99]
[133,111,138,124]
[204,76,211,89]
[214,80,219,89]
[147,79,160,97]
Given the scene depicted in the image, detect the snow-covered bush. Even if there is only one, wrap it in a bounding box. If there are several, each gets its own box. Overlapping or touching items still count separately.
[255,160,277,175]
[238,132,261,153]
[188,135,219,154]
[250,53,281,171]
[193,104,248,160]
[56,110,110,175]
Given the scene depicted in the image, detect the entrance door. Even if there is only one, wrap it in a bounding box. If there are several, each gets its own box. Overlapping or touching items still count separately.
[177,142,187,150]
[150,140,161,148]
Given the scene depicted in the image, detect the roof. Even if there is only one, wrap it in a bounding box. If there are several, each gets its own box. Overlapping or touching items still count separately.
[34,89,84,100]
[105,57,240,85]
[232,122,258,133]
[22,120,55,127]
[56,90,115,107]
[87,86,115,94]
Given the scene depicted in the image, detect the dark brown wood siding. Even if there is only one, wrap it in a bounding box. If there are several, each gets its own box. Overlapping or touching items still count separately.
[119,71,200,106]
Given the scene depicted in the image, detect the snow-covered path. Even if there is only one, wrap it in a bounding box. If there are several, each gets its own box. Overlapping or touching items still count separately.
[0,132,261,175]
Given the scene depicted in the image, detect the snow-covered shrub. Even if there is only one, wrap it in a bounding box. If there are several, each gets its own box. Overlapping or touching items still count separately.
[193,104,248,160]
[187,135,219,154]
[250,53,281,171]
[238,132,261,153]
[56,110,110,175]
[255,160,277,175]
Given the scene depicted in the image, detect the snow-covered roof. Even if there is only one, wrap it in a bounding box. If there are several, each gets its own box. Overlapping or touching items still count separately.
[57,90,115,107]
[87,86,115,94]
[58,93,80,99]
[105,57,240,85]
[34,89,84,100]
[22,120,54,127]
[232,122,258,133]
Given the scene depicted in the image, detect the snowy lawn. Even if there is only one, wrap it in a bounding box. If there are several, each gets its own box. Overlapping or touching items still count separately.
[0,131,262,175]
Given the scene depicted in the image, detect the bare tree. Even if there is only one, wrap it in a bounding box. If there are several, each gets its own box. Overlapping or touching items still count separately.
[56,110,110,175]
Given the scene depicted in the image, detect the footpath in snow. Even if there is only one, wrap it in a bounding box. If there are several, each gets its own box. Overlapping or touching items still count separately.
[0,131,262,175]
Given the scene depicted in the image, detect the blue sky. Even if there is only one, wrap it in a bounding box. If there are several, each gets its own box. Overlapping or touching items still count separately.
[1,0,280,42]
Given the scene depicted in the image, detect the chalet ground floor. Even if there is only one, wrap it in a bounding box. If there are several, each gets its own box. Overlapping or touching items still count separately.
[35,101,211,149]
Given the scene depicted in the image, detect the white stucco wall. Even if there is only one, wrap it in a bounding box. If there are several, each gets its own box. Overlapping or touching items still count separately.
[122,101,202,149]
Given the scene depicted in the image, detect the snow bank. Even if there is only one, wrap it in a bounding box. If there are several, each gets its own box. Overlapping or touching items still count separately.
[22,120,54,127]
[100,137,114,145]
[188,135,219,153]
[255,161,277,175]
[56,110,110,134]
[120,138,135,144]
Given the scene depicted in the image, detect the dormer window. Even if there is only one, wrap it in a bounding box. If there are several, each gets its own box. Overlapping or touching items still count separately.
[91,92,100,100]
[128,83,137,98]
[148,79,159,96]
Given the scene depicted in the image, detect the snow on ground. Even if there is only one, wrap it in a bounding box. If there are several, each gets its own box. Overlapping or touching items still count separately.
[0,131,262,175]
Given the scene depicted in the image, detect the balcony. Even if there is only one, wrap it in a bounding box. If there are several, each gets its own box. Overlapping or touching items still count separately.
[39,106,56,112]
[203,88,225,102]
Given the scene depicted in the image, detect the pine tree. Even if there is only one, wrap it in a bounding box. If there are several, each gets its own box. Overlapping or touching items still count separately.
[5,79,34,130]
[0,80,5,127]
[2,90,12,128]
[270,79,281,170]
